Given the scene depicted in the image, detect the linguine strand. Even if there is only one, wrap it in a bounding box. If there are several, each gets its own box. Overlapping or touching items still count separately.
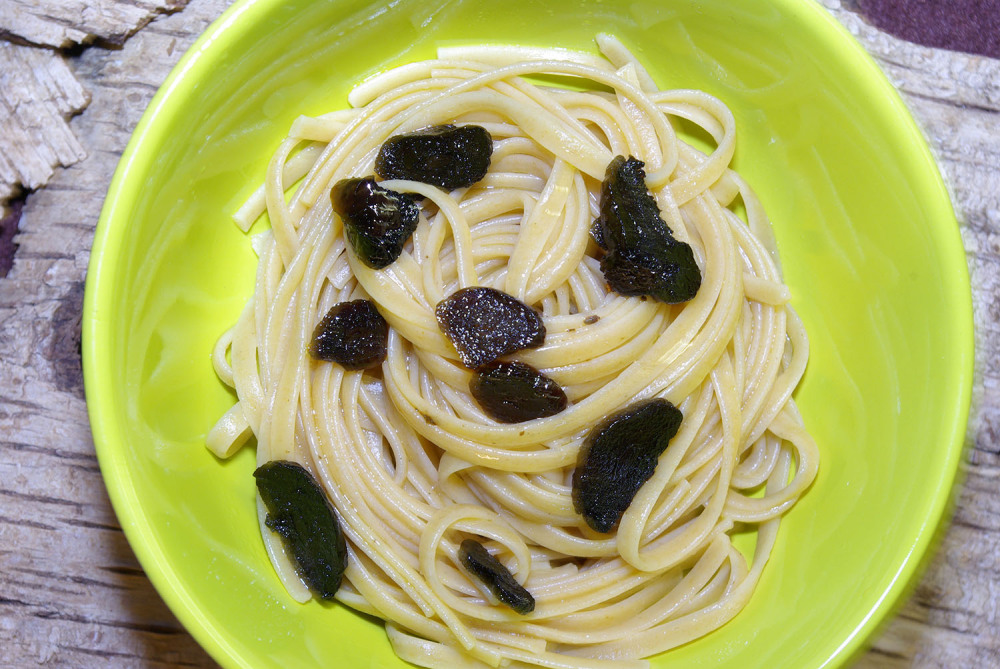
[209,34,818,669]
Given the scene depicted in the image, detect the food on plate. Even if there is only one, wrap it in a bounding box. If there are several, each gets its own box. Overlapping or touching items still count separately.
[459,538,536,615]
[375,124,494,190]
[571,398,683,534]
[594,155,701,303]
[332,177,420,269]
[207,33,819,669]
[253,460,348,600]
[308,298,388,369]
[468,361,568,423]
[435,286,547,368]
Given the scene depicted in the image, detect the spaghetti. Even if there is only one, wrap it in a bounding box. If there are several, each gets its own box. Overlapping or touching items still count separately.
[208,34,819,669]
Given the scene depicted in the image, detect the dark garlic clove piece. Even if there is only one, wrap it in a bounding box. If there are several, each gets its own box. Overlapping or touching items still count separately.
[309,299,388,370]
[435,287,545,368]
[595,156,701,303]
[572,398,683,533]
[254,460,347,600]
[331,177,419,269]
[459,539,535,615]
[600,243,701,303]
[470,361,567,423]
[376,124,493,191]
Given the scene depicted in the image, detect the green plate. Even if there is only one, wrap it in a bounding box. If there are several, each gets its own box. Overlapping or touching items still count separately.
[83,0,973,667]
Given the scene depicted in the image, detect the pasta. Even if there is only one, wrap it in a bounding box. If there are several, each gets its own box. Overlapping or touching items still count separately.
[207,34,819,669]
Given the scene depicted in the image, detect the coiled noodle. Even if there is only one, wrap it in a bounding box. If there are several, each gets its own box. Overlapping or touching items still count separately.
[208,34,819,669]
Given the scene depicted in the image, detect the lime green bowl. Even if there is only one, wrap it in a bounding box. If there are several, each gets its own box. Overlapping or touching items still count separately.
[83,0,973,666]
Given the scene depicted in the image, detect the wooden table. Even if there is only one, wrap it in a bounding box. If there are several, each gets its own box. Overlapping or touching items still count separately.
[1,0,997,665]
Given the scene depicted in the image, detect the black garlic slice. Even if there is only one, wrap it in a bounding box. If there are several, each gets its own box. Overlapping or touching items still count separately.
[435,287,545,368]
[595,156,701,303]
[376,124,493,190]
[254,460,347,600]
[331,177,419,269]
[572,398,683,533]
[459,539,535,615]
[309,299,388,370]
[470,361,567,423]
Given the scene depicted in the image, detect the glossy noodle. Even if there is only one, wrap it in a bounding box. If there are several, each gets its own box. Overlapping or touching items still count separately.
[208,34,819,669]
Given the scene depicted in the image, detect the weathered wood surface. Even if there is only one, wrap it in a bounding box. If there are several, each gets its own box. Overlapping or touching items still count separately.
[0,42,89,201]
[0,0,189,48]
[0,0,997,666]
[0,3,234,665]
[0,0,189,201]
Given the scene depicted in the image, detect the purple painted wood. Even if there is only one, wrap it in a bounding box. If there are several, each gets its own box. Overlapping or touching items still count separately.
[858,0,1000,59]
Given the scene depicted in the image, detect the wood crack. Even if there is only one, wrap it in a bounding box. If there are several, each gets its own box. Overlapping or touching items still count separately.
[59,517,123,532]
[867,646,908,660]
[2,440,99,463]
[0,513,57,531]
[33,609,188,636]
[904,89,1000,115]
[0,487,85,509]
[17,566,131,591]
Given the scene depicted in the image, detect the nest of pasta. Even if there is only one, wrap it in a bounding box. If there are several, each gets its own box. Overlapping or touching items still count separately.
[208,34,818,669]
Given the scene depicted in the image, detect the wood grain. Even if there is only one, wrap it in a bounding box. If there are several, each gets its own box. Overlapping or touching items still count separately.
[0,3,232,664]
[0,0,190,202]
[0,0,997,666]
[0,42,89,201]
[0,0,189,48]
